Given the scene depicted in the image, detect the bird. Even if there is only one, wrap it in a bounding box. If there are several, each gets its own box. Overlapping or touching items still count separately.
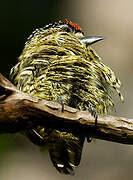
[10,19,124,175]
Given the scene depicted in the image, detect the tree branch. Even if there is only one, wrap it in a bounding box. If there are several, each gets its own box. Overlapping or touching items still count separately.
[0,73,132,145]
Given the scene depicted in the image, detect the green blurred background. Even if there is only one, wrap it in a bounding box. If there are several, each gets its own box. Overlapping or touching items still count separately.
[1,0,133,180]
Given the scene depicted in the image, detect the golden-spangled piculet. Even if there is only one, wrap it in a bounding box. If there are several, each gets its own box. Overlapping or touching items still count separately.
[10,19,124,175]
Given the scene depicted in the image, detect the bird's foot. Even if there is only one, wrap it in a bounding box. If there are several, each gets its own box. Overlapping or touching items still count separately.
[57,96,65,112]
[87,104,98,127]
[85,105,98,143]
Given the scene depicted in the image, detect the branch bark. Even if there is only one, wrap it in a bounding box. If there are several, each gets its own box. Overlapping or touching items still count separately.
[0,73,133,145]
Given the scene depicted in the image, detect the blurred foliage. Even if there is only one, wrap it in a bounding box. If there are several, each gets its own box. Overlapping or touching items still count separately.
[0,135,14,159]
[0,134,19,163]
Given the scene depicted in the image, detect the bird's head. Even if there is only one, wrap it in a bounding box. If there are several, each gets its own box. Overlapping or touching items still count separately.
[19,19,104,61]
[26,19,104,47]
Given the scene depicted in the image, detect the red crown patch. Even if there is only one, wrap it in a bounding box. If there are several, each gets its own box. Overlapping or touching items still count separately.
[65,19,82,31]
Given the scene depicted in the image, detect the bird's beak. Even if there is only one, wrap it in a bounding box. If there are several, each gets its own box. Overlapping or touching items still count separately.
[80,36,104,46]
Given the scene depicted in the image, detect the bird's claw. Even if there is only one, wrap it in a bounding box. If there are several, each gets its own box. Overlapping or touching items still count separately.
[57,96,65,112]
[86,105,98,143]
[87,105,98,127]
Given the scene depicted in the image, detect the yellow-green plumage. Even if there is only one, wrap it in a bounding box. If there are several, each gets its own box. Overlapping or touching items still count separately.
[10,20,123,174]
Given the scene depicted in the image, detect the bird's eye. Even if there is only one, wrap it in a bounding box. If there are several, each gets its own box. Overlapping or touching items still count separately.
[62,26,72,33]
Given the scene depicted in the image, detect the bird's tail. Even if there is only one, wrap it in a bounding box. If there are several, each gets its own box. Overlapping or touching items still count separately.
[48,132,85,175]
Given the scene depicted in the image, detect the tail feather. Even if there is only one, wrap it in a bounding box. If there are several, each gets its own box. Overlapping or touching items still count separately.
[66,136,85,166]
[49,136,85,175]
[49,145,74,175]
